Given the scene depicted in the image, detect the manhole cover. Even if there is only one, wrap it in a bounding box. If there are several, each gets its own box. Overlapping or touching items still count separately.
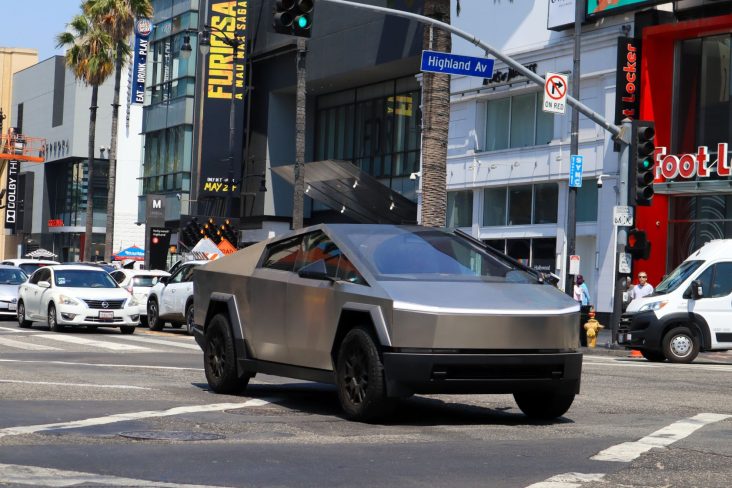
[118,431,225,441]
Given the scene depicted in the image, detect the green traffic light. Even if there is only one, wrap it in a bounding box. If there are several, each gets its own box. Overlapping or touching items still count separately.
[641,157,653,170]
[296,15,309,29]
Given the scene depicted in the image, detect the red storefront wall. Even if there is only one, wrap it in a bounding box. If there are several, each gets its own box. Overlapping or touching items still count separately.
[639,14,732,285]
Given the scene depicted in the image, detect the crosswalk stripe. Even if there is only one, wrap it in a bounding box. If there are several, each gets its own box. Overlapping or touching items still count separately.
[34,334,155,352]
[115,334,201,350]
[0,336,61,351]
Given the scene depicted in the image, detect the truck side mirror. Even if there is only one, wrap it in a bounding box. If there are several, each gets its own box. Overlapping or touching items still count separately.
[297,259,333,282]
[689,279,704,300]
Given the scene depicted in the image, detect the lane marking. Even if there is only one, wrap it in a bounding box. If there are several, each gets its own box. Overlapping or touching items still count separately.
[34,333,156,352]
[0,358,202,371]
[0,336,61,351]
[114,334,201,350]
[0,398,272,439]
[0,379,151,390]
[526,472,605,488]
[0,463,229,487]
[592,412,732,462]
[0,326,27,333]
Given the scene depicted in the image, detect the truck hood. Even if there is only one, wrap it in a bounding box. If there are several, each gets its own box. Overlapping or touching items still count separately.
[380,280,579,315]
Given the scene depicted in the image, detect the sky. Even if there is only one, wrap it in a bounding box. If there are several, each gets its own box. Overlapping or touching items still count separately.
[1,1,83,61]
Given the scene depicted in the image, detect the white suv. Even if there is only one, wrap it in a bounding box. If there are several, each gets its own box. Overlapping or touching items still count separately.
[619,239,732,363]
[146,261,207,334]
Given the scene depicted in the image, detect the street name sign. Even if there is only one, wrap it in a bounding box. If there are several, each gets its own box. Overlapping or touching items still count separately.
[420,50,494,79]
[613,205,634,227]
[569,155,583,188]
[543,72,568,114]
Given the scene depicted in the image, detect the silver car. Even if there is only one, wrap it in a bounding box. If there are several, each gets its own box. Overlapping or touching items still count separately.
[193,224,582,421]
[0,265,28,316]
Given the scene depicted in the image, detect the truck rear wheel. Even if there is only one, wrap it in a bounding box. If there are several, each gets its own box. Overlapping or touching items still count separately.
[204,314,249,394]
[662,326,699,363]
[514,390,575,420]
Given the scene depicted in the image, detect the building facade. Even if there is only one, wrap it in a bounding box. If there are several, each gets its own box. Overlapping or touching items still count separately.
[11,55,144,261]
[0,47,38,259]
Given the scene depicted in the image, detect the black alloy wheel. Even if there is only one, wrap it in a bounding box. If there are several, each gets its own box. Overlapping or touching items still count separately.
[48,303,63,332]
[513,390,576,420]
[147,299,163,331]
[335,327,392,421]
[204,314,249,394]
[17,301,32,328]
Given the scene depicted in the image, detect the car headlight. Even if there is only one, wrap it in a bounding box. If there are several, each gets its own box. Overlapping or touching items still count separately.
[58,295,80,306]
[127,297,140,307]
[638,301,668,312]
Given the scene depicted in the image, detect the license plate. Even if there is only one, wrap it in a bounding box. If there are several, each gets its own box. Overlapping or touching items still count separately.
[9,303,16,311]
[99,311,114,321]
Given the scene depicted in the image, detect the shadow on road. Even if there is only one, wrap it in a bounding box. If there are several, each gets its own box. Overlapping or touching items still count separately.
[192,381,574,426]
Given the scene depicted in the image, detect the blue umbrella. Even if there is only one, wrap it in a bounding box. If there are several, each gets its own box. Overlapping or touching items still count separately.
[113,246,145,261]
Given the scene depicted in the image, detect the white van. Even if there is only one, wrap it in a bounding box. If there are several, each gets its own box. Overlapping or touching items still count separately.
[618,239,732,363]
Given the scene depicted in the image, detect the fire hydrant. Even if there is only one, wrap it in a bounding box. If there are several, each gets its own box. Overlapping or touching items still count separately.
[584,308,604,348]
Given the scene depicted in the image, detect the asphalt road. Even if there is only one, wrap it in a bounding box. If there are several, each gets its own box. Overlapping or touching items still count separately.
[1,318,730,487]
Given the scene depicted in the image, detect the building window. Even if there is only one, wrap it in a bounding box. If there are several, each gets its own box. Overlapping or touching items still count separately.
[447,190,473,228]
[485,237,557,273]
[483,187,507,226]
[141,125,192,194]
[315,77,420,200]
[484,92,554,151]
[576,180,598,222]
[508,185,532,225]
[533,183,558,224]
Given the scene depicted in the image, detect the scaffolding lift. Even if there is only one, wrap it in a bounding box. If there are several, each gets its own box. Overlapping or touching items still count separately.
[0,132,46,163]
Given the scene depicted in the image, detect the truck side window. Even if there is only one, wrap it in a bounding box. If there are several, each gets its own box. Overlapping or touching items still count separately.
[295,232,341,276]
[710,262,732,298]
[695,267,713,296]
[263,235,303,272]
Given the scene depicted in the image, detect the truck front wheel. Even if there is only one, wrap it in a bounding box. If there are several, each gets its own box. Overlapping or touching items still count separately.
[662,326,699,363]
[514,390,575,420]
[204,314,249,394]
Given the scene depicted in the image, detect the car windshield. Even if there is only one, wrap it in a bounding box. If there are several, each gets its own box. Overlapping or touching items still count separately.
[19,263,47,274]
[54,270,118,288]
[654,260,704,295]
[0,268,27,284]
[132,276,160,287]
[340,226,535,283]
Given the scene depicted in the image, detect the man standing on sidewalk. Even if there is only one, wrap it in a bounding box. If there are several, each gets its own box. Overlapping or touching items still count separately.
[630,271,654,300]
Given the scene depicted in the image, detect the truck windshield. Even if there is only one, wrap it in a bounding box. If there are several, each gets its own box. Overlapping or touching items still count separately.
[654,260,704,295]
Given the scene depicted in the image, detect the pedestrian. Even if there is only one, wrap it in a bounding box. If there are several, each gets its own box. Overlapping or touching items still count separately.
[630,271,654,300]
[574,275,591,306]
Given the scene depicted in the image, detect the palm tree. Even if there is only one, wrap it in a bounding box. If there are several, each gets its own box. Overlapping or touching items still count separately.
[57,14,115,261]
[420,0,452,228]
[83,0,153,262]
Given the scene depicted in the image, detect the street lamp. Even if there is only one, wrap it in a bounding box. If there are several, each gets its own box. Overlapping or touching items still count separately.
[181,24,245,218]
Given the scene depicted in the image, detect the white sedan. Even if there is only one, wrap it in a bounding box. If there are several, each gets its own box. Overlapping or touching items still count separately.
[109,269,170,327]
[18,265,140,333]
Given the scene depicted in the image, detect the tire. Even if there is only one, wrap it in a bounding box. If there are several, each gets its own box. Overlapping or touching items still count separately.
[17,301,32,328]
[662,326,700,363]
[514,390,576,420]
[120,325,135,335]
[171,323,183,329]
[48,303,63,332]
[147,298,164,331]
[335,327,393,422]
[204,314,249,394]
[139,316,149,327]
[640,350,666,362]
[185,302,194,336]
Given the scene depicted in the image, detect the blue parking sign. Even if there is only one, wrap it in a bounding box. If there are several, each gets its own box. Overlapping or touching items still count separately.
[569,155,583,188]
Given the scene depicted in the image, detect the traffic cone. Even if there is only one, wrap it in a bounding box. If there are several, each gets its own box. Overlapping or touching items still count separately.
[629,349,643,358]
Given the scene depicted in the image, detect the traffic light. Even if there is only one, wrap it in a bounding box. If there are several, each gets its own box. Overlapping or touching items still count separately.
[630,120,656,206]
[180,217,202,248]
[273,0,313,37]
[626,228,651,260]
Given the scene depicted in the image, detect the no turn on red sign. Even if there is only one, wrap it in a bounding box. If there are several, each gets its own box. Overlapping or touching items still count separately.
[543,72,568,114]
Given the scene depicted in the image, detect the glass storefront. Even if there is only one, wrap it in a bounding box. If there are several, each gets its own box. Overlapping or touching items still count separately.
[484,237,557,273]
